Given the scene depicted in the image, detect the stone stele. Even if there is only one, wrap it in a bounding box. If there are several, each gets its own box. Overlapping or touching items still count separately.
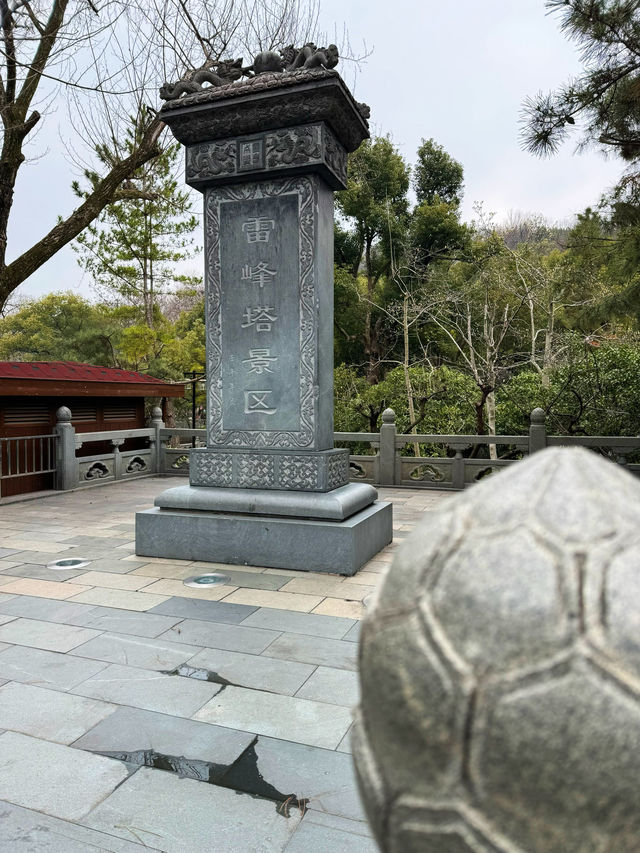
[135,62,392,574]
[354,446,640,851]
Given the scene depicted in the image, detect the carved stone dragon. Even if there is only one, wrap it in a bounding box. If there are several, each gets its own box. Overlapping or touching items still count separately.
[159,44,340,102]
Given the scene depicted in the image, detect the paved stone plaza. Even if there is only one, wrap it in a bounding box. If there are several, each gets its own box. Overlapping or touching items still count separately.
[0,476,448,852]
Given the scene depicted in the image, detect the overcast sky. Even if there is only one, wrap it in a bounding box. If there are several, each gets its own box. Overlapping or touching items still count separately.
[11,0,623,303]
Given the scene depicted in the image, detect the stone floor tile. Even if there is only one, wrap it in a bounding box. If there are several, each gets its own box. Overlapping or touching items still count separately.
[72,571,160,591]
[0,681,116,743]
[0,578,92,599]
[84,558,145,574]
[263,633,358,671]
[194,685,352,749]
[0,618,101,652]
[0,563,87,582]
[0,801,152,852]
[0,547,19,558]
[0,731,128,821]
[342,621,362,643]
[0,614,14,625]
[140,579,238,601]
[148,597,257,625]
[312,598,366,620]
[130,562,198,579]
[70,606,183,638]
[0,560,21,571]
[124,554,194,565]
[278,577,348,597]
[0,644,108,690]
[1,550,85,565]
[72,705,255,769]
[67,587,170,611]
[239,607,356,639]
[71,663,221,717]
[336,725,353,753]
[0,594,97,624]
[185,647,315,695]
[215,569,292,590]
[158,618,279,654]
[295,666,360,707]
[0,540,72,553]
[82,765,301,852]
[284,812,377,853]
[70,632,202,671]
[221,735,365,821]
[343,571,383,586]
[221,588,324,613]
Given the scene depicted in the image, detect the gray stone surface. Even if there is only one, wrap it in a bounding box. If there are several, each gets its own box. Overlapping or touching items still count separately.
[158,618,279,654]
[69,632,202,671]
[0,681,116,744]
[70,663,221,717]
[83,765,302,852]
[149,597,257,624]
[0,644,109,691]
[354,447,640,853]
[239,607,355,638]
[0,618,100,652]
[190,448,349,491]
[72,705,255,769]
[186,123,348,191]
[194,684,352,749]
[136,500,392,575]
[155,481,375,518]
[285,812,378,853]
[69,606,183,638]
[342,621,362,643]
[161,68,369,153]
[185,646,315,695]
[0,731,128,821]
[295,666,359,707]
[0,595,97,624]
[0,801,152,852]
[221,735,366,821]
[263,633,358,671]
[0,547,19,558]
[0,563,87,581]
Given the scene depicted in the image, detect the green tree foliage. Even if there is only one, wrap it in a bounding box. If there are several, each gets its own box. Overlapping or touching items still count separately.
[413,138,464,205]
[73,112,200,329]
[522,1,640,162]
[0,293,117,364]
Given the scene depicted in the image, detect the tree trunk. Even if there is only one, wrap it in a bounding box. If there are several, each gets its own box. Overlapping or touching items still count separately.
[403,294,420,457]
[486,391,497,460]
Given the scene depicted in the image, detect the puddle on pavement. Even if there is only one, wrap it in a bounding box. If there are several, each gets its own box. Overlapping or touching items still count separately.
[99,737,309,818]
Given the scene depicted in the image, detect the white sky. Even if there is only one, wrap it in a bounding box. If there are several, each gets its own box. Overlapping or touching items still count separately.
[11,0,623,302]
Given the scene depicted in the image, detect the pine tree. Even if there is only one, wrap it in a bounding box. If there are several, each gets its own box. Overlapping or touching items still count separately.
[73,109,199,329]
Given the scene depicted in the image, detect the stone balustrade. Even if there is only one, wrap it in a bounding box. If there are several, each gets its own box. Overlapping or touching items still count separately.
[51,405,640,493]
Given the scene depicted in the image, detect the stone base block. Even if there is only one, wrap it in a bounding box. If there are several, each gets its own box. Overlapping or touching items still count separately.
[189,447,349,492]
[154,482,377,521]
[135,501,392,576]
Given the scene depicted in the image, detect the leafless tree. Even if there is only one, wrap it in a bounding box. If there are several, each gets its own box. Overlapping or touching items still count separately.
[0,0,323,311]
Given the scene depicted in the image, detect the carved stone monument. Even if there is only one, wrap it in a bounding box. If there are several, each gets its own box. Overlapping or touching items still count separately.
[135,47,392,573]
[354,447,640,851]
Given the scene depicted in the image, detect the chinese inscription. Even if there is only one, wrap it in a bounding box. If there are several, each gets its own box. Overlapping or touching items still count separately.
[218,192,301,434]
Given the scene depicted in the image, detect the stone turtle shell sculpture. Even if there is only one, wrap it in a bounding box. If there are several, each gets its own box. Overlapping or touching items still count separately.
[354,446,640,853]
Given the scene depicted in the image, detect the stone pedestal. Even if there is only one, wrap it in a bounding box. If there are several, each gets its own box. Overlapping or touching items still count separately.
[135,67,392,574]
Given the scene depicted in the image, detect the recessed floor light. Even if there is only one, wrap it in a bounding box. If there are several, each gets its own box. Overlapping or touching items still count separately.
[183,573,231,588]
[46,558,91,570]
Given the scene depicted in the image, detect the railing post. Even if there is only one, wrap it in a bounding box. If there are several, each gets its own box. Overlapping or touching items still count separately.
[450,443,467,490]
[111,439,124,480]
[379,408,397,486]
[529,408,547,454]
[54,406,79,490]
[150,406,165,474]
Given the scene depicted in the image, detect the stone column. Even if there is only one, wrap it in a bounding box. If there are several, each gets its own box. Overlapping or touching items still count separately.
[135,61,392,574]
